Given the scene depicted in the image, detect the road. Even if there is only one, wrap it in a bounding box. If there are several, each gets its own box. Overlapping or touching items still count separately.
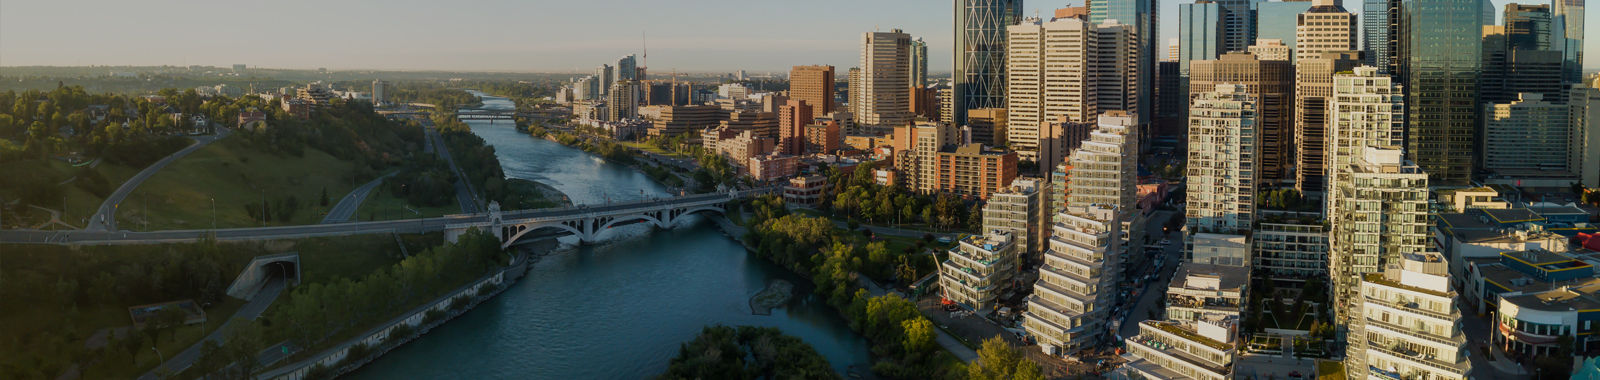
[89,128,232,232]
[0,192,745,245]
[137,275,284,380]
[428,128,480,214]
[321,172,397,224]
[1117,210,1184,340]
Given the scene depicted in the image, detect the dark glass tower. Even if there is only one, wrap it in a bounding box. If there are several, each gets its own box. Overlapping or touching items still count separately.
[1399,0,1485,184]
[1091,0,1159,126]
[1553,0,1585,82]
[952,0,1024,126]
[1363,0,1391,68]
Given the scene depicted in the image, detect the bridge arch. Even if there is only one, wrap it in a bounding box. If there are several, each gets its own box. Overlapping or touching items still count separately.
[595,213,669,234]
[500,221,584,248]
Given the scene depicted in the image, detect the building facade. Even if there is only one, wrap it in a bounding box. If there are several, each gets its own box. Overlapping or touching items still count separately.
[983,177,1051,259]
[952,0,1025,125]
[1025,204,1122,356]
[859,30,914,128]
[940,230,1020,311]
[1007,16,1100,169]
[1399,0,1484,184]
[1294,0,1358,62]
[1295,51,1365,198]
[1346,253,1472,380]
[1187,53,1294,185]
[790,66,837,115]
[1186,84,1259,237]
[1328,147,1430,324]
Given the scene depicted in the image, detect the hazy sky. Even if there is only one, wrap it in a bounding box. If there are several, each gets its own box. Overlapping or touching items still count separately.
[1,0,1595,73]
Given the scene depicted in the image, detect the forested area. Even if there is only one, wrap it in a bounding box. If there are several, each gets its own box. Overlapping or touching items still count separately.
[819,164,979,231]
[740,196,962,379]
[652,325,839,380]
[0,86,244,164]
[386,83,480,109]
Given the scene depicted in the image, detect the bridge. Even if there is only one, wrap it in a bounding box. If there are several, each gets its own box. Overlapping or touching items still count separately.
[0,190,772,246]
[455,108,569,121]
[446,192,735,247]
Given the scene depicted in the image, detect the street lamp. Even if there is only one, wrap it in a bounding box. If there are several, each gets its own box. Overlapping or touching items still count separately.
[211,199,216,231]
[200,302,212,333]
[151,346,163,364]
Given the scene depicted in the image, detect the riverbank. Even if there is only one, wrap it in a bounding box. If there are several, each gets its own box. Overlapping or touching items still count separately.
[534,131,699,195]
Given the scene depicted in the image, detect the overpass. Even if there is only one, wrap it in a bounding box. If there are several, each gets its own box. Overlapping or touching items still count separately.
[0,190,773,246]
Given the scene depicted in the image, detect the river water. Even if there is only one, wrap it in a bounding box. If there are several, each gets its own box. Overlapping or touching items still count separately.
[341,93,878,379]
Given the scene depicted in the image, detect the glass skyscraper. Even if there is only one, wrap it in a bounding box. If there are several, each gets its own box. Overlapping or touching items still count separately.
[1399,0,1484,184]
[1178,1,1225,75]
[1257,1,1315,62]
[1554,0,1585,82]
[953,0,1024,126]
[1363,0,1392,68]
[1090,0,1159,125]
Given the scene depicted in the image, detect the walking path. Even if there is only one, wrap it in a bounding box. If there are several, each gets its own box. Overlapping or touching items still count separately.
[89,128,231,232]
[136,275,284,380]
[429,129,480,214]
[826,219,959,240]
[321,172,397,224]
[27,205,80,230]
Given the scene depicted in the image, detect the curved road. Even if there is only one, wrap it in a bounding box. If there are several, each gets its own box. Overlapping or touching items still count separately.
[89,129,232,232]
[321,172,397,224]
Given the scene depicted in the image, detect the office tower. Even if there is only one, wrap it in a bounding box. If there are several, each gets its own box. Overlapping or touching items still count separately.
[1483,94,1569,174]
[1294,51,1363,198]
[1155,61,1184,136]
[371,80,388,105]
[1505,4,1553,50]
[1248,39,1292,61]
[1168,38,1179,61]
[940,229,1020,311]
[1178,1,1227,75]
[1095,20,1139,117]
[1186,84,1259,239]
[1482,27,1567,104]
[1327,147,1430,325]
[790,66,836,115]
[911,86,940,120]
[615,55,637,83]
[984,177,1051,257]
[953,0,1025,125]
[1188,53,1294,185]
[1024,115,1136,356]
[1257,1,1317,61]
[1362,0,1391,68]
[860,30,913,128]
[1215,0,1268,53]
[1088,0,1158,127]
[1553,0,1585,82]
[1295,0,1358,62]
[847,67,862,117]
[1572,85,1600,188]
[910,38,929,87]
[1345,252,1471,380]
[1397,0,1484,184]
[966,108,1008,146]
[1008,17,1099,170]
[778,100,814,155]
[596,64,613,97]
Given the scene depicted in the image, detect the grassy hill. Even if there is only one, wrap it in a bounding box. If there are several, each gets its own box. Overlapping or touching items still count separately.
[0,159,140,230]
[118,136,361,231]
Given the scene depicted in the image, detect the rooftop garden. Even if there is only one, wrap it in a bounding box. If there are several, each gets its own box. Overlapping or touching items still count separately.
[1154,322,1233,351]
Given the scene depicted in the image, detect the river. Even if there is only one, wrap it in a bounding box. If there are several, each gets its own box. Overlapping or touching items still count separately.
[341,93,880,379]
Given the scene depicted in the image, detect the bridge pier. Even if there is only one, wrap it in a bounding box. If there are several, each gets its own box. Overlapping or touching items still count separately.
[442,192,754,249]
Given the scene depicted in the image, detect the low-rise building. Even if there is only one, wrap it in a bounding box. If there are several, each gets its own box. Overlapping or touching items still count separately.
[1252,217,1328,287]
[282,99,310,121]
[1121,316,1238,380]
[784,175,828,206]
[874,168,897,186]
[237,110,266,130]
[648,105,723,137]
[940,230,1019,312]
[803,121,841,154]
[935,144,1019,200]
[1164,263,1248,322]
[747,153,799,182]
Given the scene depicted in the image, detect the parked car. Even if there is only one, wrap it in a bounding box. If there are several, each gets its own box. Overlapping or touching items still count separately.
[1159,239,1172,246]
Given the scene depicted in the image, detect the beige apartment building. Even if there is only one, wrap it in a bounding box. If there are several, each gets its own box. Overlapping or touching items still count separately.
[1293,0,1357,62]
[1188,53,1294,185]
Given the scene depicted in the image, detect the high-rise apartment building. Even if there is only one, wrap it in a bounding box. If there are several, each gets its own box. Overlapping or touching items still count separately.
[1248,39,1292,61]
[936,145,1020,200]
[615,55,637,83]
[1026,202,1121,355]
[953,0,1025,125]
[1072,112,1146,256]
[895,121,959,196]
[1087,0,1157,127]
[911,38,929,88]
[1186,84,1259,237]
[859,29,914,128]
[984,177,1051,258]
[606,81,638,121]
[967,108,1008,146]
[1327,147,1430,324]
[1188,53,1294,185]
[1295,0,1358,62]
[1294,51,1363,198]
[1345,252,1471,380]
[1398,0,1484,184]
[596,64,614,97]
[778,100,815,155]
[1362,0,1393,68]
[1570,85,1600,188]
[1482,93,1570,174]
[1327,67,1405,179]
[847,67,862,117]
[1257,1,1316,62]
[1553,0,1585,82]
[371,80,388,105]
[790,66,836,115]
[1007,17,1099,169]
[1178,1,1227,75]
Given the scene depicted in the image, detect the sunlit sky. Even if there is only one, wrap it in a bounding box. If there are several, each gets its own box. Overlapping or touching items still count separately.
[1,0,1595,73]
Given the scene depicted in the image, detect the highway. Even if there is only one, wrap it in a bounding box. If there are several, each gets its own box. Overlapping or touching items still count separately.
[1,192,742,245]
[320,172,396,224]
[88,128,232,232]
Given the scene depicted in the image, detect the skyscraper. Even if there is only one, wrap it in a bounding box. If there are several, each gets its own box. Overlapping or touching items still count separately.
[1007,17,1099,169]
[1096,20,1140,119]
[1294,0,1357,62]
[910,38,929,87]
[1570,85,1600,188]
[1185,84,1260,238]
[1188,53,1294,185]
[1506,4,1554,50]
[596,64,614,97]
[1178,1,1227,75]
[779,100,814,156]
[1215,0,1269,53]
[1553,0,1585,82]
[1482,93,1569,172]
[1362,0,1392,68]
[1257,1,1316,62]
[847,67,862,117]
[953,0,1025,125]
[1327,147,1431,327]
[1294,51,1364,199]
[615,55,637,83]
[1089,0,1158,127]
[859,30,914,128]
[1398,0,1484,184]
[790,66,836,114]
[1327,67,1405,176]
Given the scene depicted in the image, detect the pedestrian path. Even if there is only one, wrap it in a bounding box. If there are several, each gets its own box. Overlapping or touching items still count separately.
[136,275,285,380]
[90,128,231,232]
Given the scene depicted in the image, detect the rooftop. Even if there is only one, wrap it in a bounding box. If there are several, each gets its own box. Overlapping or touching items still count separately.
[1363,273,1451,298]
[1170,263,1249,293]
[1484,209,1543,224]
[1499,280,1600,312]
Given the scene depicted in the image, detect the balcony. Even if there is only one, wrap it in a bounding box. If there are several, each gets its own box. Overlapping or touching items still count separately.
[1369,343,1470,376]
[1365,295,1460,323]
[1127,334,1232,376]
[1364,318,1466,349]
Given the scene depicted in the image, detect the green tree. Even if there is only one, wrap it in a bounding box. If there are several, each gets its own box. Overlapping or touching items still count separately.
[968,336,1042,380]
[901,318,936,354]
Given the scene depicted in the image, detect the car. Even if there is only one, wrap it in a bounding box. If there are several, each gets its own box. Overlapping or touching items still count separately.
[936,236,953,244]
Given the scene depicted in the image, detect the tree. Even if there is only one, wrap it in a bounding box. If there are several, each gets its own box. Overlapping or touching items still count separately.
[968,336,1043,380]
[157,306,186,342]
[902,318,936,354]
[320,187,330,207]
[123,330,148,364]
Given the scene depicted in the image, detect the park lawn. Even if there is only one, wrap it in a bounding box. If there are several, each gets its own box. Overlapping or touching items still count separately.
[0,159,139,229]
[119,137,359,231]
[621,141,690,159]
[354,187,463,222]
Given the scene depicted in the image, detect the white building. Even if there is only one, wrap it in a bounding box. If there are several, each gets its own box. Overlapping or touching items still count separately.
[1185,84,1259,259]
[1346,252,1472,380]
[1007,16,1099,167]
[1119,316,1239,380]
[1328,147,1430,323]
[372,80,389,105]
[983,177,1051,259]
[1025,204,1121,357]
[939,229,1020,312]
